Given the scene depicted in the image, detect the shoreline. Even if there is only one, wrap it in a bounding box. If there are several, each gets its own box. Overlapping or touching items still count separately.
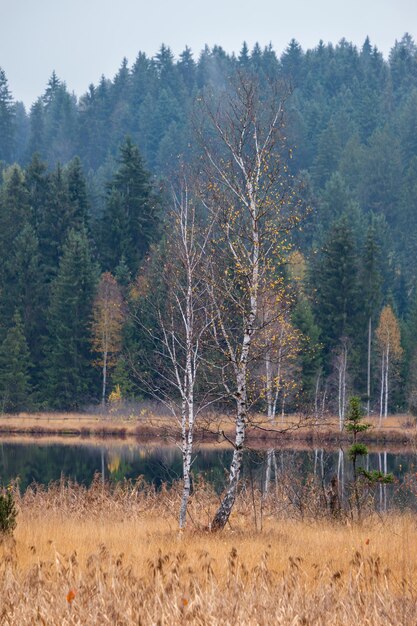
[0,412,416,448]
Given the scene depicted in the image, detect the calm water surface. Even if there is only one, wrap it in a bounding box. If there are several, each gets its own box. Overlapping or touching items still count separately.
[0,441,416,510]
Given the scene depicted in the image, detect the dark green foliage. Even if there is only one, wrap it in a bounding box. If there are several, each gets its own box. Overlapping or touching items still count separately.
[0,68,15,163]
[0,487,17,535]
[0,36,417,410]
[44,229,98,408]
[0,165,31,248]
[312,216,362,368]
[346,397,393,518]
[0,311,32,412]
[360,469,394,483]
[348,442,369,459]
[99,137,159,275]
[292,297,321,403]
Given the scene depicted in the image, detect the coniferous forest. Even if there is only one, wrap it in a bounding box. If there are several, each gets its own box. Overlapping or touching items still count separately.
[1,35,417,415]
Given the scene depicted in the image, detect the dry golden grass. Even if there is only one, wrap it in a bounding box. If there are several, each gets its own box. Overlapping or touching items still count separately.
[0,410,416,448]
[1,478,416,625]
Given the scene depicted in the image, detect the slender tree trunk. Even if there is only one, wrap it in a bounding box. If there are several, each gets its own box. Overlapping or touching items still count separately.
[341,344,347,427]
[338,345,347,431]
[384,342,389,418]
[338,366,343,431]
[101,447,105,485]
[379,350,385,425]
[211,188,259,530]
[264,449,275,495]
[367,316,372,417]
[337,448,344,503]
[378,452,383,511]
[211,366,247,530]
[321,381,327,415]
[314,370,321,423]
[179,268,197,529]
[102,349,108,406]
[179,436,193,528]
[265,349,273,420]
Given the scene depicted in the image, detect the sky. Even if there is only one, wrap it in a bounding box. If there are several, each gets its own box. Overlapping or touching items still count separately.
[1,0,416,109]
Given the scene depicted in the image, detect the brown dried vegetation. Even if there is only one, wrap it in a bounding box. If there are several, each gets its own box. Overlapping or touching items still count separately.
[0,477,416,625]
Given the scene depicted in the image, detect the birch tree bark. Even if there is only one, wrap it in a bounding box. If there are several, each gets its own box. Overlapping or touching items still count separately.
[91,272,125,406]
[132,179,213,529]
[195,73,301,530]
[376,305,402,424]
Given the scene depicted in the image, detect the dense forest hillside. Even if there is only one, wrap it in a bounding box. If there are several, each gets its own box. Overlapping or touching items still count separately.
[1,34,417,415]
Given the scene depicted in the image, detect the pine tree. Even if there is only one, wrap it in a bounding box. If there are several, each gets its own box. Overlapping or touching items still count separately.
[45,229,98,408]
[0,311,32,412]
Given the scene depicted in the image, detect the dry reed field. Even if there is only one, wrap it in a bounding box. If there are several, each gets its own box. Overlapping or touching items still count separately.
[0,477,416,625]
[0,411,416,447]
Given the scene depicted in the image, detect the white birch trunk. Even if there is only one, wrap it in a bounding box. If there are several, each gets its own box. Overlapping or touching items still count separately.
[378,452,383,511]
[338,345,347,431]
[384,342,390,418]
[379,350,385,425]
[264,449,275,495]
[102,349,108,407]
[211,359,250,529]
[211,194,259,530]
[314,370,321,423]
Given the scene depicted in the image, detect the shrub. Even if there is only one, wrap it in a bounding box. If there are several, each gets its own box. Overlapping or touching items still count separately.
[0,486,17,535]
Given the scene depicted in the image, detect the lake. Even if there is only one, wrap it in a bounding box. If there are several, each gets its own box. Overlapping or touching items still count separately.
[0,440,416,511]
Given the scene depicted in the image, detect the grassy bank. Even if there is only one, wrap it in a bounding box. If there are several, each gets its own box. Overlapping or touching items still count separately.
[0,411,416,447]
[1,479,416,624]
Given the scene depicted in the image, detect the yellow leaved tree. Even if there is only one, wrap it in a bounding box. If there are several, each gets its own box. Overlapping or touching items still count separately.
[375,305,402,421]
[91,273,125,406]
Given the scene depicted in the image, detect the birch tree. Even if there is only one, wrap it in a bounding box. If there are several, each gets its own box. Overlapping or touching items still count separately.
[376,305,402,421]
[257,301,301,423]
[132,178,212,529]
[196,73,302,530]
[91,272,125,405]
[333,337,349,431]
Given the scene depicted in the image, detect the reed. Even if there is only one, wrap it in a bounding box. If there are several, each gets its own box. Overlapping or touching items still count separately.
[0,477,416,624]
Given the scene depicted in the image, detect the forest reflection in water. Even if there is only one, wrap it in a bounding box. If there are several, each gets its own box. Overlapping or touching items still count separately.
[0,441,416,512]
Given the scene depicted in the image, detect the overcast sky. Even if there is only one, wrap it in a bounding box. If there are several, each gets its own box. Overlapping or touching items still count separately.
[1,0,416,109]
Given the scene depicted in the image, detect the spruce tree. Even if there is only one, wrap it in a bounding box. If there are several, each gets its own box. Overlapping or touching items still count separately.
[0,68,15,163]
[45,228,98,408]
[0,311,32,412]
[100,137,159,275]
[313,216,362,368]
[361,220,383,412]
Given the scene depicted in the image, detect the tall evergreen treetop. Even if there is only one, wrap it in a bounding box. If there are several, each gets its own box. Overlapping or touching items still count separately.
[100,137,159,275]
[313,215,362,360]
[0,67,15,163]
[45,228,98,408]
